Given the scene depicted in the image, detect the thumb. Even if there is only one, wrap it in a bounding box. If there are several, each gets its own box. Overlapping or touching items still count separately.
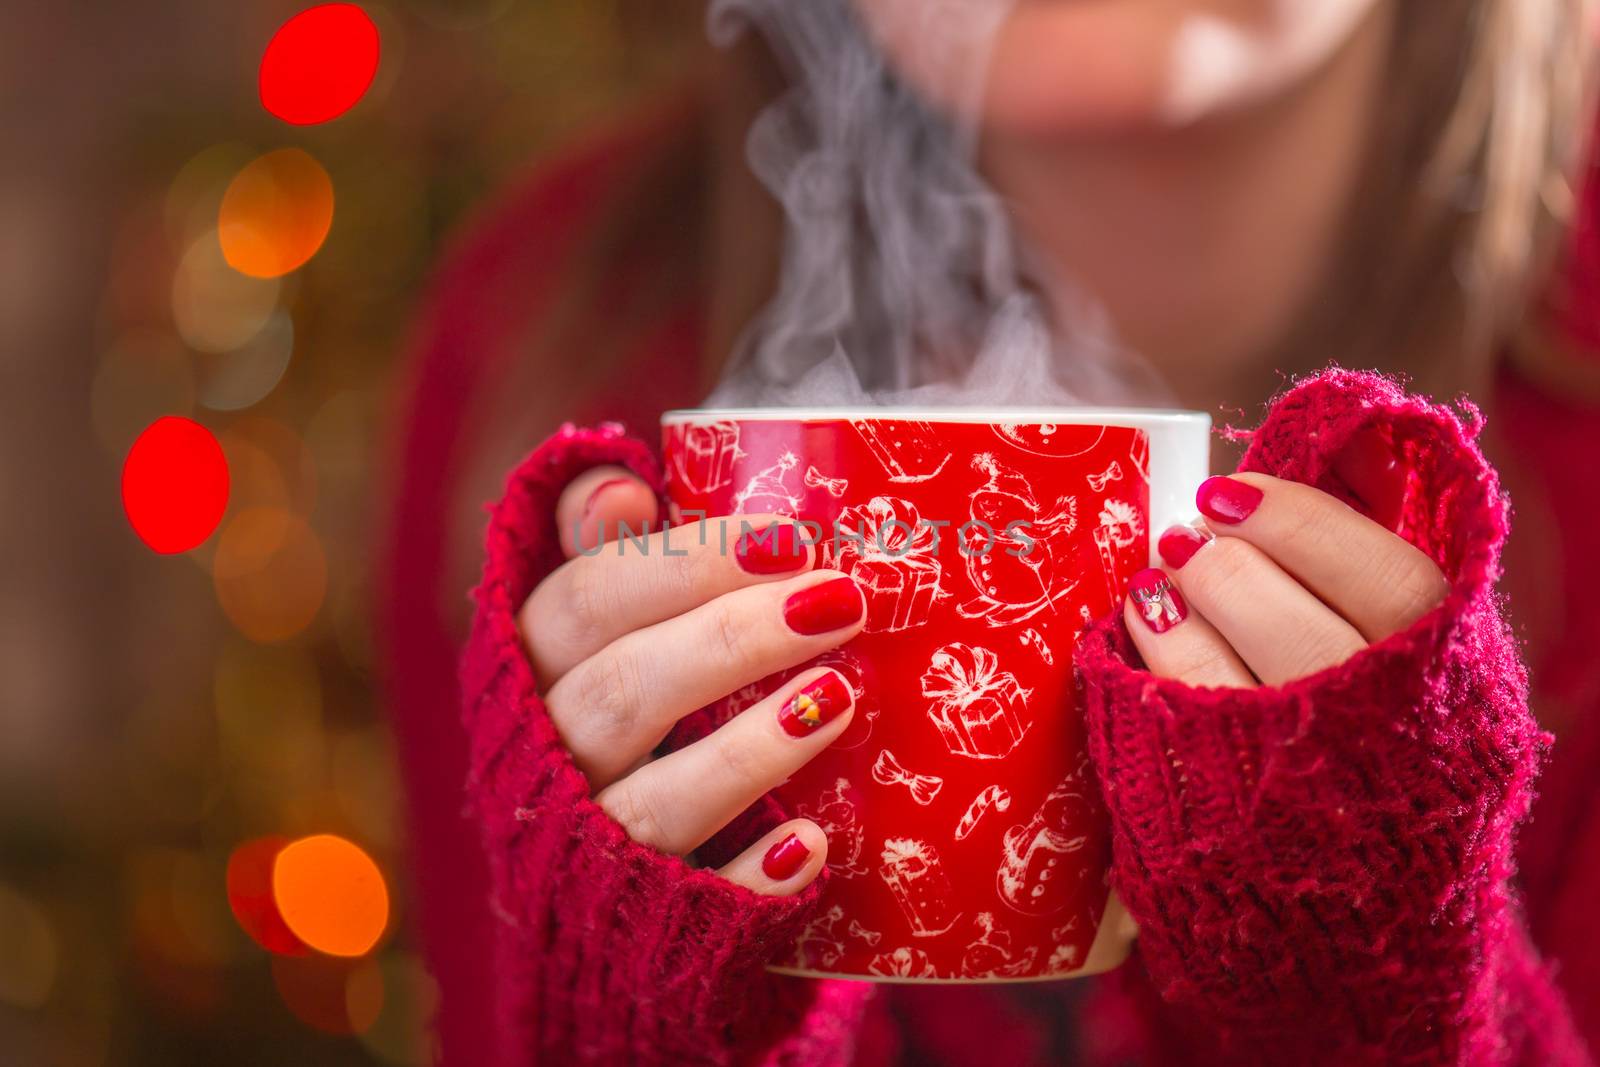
[554,465,660,559]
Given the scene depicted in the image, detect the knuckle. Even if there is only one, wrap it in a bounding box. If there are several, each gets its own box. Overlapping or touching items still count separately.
[569,651,643,748]
[559,557,611,648]
[1374,553,1450,630]
[601,778,669,848]
[1168,642,1240,687]
[1275,484,1325,546]
[678,526,722,594]
[705,597,753,671]
[1190,536,1258,605]
[1279,622,1364,681]
[709,727,768,797]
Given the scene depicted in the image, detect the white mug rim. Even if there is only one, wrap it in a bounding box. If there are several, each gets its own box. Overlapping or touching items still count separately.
[662,407,1207,427]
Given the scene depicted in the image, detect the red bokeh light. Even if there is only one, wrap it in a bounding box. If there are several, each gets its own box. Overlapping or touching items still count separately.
[226,836,307,956]
[122,416,230,554]
[259,4,381,126]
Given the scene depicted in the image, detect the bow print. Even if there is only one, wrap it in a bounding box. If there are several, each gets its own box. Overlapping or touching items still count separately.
[921,642,1010,703]
[871,748,944,806]
[804,464,849,497]
[836,495,938,565]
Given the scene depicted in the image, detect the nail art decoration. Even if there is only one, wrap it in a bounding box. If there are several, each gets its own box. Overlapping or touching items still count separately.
[1128,568,1187,634]
[779,672,852,737]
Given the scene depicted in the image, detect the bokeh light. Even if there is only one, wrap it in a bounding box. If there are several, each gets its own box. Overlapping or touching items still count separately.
[129,849,238,1018]
[221,416,319,516]
[345,955,387,1033]
[197,310,295,410]
[213,508,328,642]
[122,416,230,554]
[164,142,256,248]
[271,834,388,957]
[260,4,382,126]
[0,883,58,1010]
[172,230,281,353]
[219,148,336,278]
[355,952,437,1065]
[226,837,306,956]
[42,4,696,1059]
[271,953,362,1034]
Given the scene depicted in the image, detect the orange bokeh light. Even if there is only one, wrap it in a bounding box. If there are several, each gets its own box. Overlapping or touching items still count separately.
[218,148,335,279]
[212,508,328,643]
[271,834,388,958]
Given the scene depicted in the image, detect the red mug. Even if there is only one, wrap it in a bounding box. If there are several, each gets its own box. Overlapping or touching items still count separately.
[662,408,1210,981]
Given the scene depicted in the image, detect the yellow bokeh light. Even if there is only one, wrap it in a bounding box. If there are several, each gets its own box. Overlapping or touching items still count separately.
[172,230,280,353]
[272,835,389,958]
[219,148,335,279]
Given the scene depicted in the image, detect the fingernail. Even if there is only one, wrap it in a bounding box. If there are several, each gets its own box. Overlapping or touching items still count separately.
[1196,476,1263,525]
[1128,568,1187,634]
[736,523,809,575]
[762,833,810,880]
[783,577,865,635]
[1157,525,1210,570]
[581,477,634,521]
[1331,427,1406,531]
[779,672,853,737]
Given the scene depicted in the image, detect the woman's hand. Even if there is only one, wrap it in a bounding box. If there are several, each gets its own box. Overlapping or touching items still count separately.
[1123,465,1450,688]
[518,465,866,896]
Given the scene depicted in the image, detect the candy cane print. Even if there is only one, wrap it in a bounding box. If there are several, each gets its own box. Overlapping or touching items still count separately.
[955,785,1013,841]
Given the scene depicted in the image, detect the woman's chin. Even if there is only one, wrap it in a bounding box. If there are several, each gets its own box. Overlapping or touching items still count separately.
[858,0,1385,137]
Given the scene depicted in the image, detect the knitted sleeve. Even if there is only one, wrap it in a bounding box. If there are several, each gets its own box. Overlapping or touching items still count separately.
[460,421,873,1067]
[1075,370,1592,1066]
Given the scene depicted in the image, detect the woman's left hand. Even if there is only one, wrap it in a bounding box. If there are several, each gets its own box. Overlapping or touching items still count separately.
[1123,470,1451,688]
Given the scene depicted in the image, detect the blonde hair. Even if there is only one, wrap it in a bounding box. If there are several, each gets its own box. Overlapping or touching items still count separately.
[1330,0,1599,392]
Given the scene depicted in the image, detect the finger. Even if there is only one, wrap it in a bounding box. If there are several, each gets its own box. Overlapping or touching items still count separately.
[1161,533,1367,687]
[548,574,865,787]
[1123,568,1256,688]
[524,513,816,685]
[595,668,855,857]
[1182,474,1449,642]
[555,466,660,558]
[715,819,829,896]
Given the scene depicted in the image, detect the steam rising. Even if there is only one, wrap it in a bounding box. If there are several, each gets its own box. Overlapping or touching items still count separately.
[705,0,1168,409]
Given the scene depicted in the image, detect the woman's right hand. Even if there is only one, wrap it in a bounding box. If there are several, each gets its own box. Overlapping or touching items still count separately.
[518,465,867,897]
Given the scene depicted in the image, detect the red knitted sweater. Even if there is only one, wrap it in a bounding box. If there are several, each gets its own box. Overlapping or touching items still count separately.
[380,100,1600,1067]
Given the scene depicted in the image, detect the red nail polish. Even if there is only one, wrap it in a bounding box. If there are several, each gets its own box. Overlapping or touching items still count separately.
[736,523,809,575]
[783,577,865,635]
[1196,476,1263,525]
[779,672,853,737]
[581,477,634,521]
[1331,427,1407,531]
[1157,525,1210,570]
[1128,568,1187,634]
[762,833,810,881]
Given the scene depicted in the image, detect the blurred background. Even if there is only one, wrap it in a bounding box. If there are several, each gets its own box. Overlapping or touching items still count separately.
[0,3,695,1063]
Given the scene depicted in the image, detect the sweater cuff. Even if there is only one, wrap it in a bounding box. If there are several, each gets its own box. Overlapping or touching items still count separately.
[1076,371,1552,1055]
[461,424,848,1064]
